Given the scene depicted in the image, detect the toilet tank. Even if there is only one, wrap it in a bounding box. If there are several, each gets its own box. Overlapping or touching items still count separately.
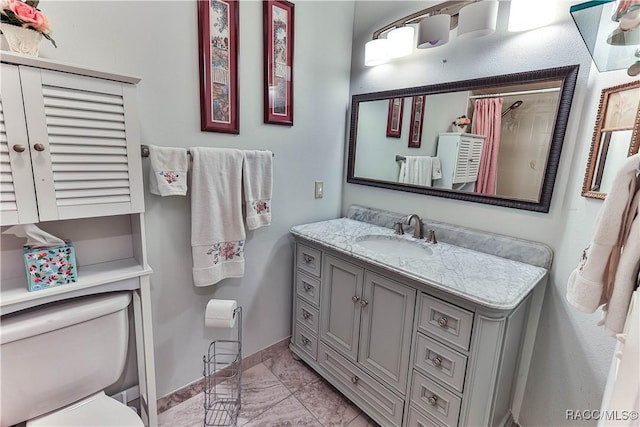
[0,292,131,427]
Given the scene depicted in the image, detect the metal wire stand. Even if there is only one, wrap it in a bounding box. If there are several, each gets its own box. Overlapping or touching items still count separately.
[203,306,242,427]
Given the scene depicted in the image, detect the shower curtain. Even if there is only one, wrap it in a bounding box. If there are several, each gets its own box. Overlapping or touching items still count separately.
[473,98,503,195]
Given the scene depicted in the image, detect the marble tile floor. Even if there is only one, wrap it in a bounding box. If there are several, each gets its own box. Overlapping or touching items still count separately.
[158,347,379,427]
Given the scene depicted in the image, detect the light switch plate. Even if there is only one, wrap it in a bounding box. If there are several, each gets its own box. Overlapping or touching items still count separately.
[314,181,324,199]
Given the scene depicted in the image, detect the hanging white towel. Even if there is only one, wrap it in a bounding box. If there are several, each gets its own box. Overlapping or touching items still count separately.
[432,157,442,180]
[243,150,273,230]
[399,156,433,186]
[190,147,245,287]
[148,145,188,196]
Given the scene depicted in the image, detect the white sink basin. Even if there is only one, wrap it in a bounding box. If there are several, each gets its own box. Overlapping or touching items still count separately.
[355,235,433,259]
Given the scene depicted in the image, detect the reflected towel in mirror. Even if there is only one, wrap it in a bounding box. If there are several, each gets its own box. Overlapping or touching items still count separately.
[399,156,440,186]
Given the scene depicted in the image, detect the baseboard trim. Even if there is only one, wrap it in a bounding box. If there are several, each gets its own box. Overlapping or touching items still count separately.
[156,336,291,414]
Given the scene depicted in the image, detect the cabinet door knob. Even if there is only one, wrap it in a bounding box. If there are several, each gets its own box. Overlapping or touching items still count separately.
[352,295,360,303]
[437,316,448,328]
[302,310,311,320]
[432,356,442,368]
[33,143,46,152]
[360,299,369,307]
[12,144,26,153]
[427,395,438,406]
[351,376,359,384]
[301,337,311,346]
[303,254,313,264]
[303,282,312,291]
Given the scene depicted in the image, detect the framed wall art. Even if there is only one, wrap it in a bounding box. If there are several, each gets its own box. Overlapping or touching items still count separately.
[198,0,239,133]
[386,98,404,138]
[408,95,426,148]
[263,0,294,126]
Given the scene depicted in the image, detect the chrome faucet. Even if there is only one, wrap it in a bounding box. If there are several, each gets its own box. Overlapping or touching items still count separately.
[404,214,423,239]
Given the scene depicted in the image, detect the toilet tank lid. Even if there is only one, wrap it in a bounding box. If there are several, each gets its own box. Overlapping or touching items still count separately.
[0,292,131,345]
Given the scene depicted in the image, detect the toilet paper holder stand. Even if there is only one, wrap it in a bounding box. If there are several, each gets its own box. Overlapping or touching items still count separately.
[203,306,242,427]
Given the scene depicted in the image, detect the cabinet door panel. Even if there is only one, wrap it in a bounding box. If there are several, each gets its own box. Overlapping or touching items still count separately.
[20,67,143,221]
[359,272,415,394]
[320,255,363,362]
[0,64,38,225]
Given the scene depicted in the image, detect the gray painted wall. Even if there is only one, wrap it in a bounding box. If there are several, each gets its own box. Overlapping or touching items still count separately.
[38,0,355,397]
[346,2,636,425]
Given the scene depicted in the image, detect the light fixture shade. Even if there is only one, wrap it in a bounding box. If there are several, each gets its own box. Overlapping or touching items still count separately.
[364,38,390,66]
[508,0,555,32]
[417,14,451,48]
[457,0,499,39]
[387,26,415,58]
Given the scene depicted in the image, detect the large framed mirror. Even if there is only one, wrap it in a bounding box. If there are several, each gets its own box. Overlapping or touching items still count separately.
[347,65,580,213]
[582,80,640,199]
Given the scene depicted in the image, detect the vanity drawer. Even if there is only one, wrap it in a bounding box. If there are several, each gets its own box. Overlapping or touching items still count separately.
[407,405,446,427]
[295,297,319,333]
[414,334,467,393]
[296,271,321,306]
[296,244,322,277]
[318,342,404,427]
[410,370,461,427]
[418,294,473,352]
[294,323,318,360]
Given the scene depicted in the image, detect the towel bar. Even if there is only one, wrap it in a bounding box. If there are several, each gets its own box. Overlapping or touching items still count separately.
[140,145,274,158]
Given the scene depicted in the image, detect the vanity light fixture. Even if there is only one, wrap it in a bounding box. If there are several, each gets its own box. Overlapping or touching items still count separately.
[457,0,499,39]
[387,26,415,58]
[508,0,556,32]
[417,13,451,49]
[364,0,471,66]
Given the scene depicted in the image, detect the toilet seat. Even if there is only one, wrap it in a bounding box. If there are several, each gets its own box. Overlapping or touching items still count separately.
[26,391,144,427]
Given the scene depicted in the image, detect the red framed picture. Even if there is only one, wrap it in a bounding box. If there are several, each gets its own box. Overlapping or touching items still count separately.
[198,0,239,134]
[408,95,426,148]
[263,0,294,126]
[386,98,404,138]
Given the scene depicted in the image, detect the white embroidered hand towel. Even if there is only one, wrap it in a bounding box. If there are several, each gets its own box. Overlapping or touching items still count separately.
[148,145,188,196]
[431,157,442,180]
[190,147,245,286]
[243,150,273,230]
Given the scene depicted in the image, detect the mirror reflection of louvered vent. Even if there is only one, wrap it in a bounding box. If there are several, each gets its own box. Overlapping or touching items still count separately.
[43,85,132,208]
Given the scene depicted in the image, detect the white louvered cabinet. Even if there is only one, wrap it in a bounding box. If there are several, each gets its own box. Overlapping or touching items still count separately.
[0,60,143,225]
[433,133,485,191]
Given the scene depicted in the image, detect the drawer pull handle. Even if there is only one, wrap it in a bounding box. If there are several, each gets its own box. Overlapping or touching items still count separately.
[360,299,369,307]
[432,356,442,368]
[427,395,438,406]
[303,254,313,264]
[302,310,311,320]
[12,144,26,153]
[352,295,360,303]
[437,316,448,328]
[351,376,359,384]
[301,337,311,346]
[303,282,312,292]
[33,143,45,152]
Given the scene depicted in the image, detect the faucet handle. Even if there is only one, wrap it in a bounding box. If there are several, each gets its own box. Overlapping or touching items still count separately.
[393,222,404,235]
[426,229,437,244]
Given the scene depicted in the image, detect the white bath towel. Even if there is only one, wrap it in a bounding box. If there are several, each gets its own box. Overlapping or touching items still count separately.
[432,157,442,180]
[399,156,433,186]
[148,145,188,196]
[190,147,245,286]
[567,153,640,323]
[243,150,273,230]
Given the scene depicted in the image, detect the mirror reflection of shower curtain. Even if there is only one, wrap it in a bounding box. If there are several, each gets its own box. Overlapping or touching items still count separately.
[473,98,503,195]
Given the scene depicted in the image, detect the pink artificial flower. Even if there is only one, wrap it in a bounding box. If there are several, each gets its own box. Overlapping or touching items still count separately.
[8,0,50,32]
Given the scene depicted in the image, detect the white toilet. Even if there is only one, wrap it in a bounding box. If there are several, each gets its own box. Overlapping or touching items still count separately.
[0,292,144,427]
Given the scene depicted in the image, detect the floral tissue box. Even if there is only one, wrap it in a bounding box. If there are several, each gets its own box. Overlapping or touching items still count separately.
[23,241,77,291]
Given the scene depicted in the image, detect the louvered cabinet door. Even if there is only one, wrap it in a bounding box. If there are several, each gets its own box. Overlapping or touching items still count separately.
[0,63,39,225]
[19,67,144,222]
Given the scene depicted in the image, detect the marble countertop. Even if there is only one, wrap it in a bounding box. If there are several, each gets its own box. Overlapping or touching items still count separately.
[290,218,547,311]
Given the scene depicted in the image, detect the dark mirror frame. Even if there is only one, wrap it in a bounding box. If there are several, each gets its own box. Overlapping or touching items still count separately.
[347,65,580,213]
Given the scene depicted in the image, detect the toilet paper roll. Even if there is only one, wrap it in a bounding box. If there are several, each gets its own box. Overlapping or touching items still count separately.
[205,299,238,328]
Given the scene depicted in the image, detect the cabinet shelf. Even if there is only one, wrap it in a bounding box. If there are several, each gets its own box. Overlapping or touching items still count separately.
[0,258,152,315]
